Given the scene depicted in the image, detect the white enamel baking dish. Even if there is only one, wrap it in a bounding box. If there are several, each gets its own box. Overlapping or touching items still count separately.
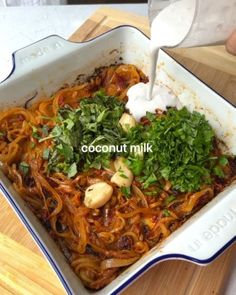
[0,26,235,295]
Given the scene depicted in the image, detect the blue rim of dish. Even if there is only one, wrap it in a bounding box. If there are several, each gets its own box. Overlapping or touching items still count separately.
[0,25,235,295]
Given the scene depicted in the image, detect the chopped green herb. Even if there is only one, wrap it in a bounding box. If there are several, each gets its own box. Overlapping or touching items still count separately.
[45,90,125,175]
[142,173,157,189]
[42,125,49,136]
[140,108,215,192]
[57,143,74,162]
[37,90,225,193]
[39,125,62,142]
[64,118,74,130]
[19,162,30,176]
[163,209,171,217]
[52,125,63,136]
[0,131,4,138]
[67,162,77,178]
[213,166,225,178]
[97,109,108,123]
[120,186,131,198]
[146,112,156,121]
[126,156,143,176]
[119,172,128,179]
[145,189,160,196]
[165,195,176,205]
[31,125,40,140]
[118,168,128,179]
[43,148,50,160]
[219,156,228,166]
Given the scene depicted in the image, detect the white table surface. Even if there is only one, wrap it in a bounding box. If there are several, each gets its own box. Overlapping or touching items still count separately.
[0,4,147,80]
[0,3,235,294]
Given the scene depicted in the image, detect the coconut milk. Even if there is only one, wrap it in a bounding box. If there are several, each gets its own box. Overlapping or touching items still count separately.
[126,0,196,120]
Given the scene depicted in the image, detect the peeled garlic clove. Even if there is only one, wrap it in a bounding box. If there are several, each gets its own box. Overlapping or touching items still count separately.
[113,157,127,172]
[111,157,133,187]
[119,113,136,132]
[111,169,133,188]
[84,182,113,209]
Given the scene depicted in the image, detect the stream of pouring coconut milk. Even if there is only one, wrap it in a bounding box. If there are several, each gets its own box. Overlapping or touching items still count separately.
[126,0,196,120]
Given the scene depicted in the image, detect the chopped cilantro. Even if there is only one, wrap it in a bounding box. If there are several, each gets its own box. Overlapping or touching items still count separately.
[119,172,128,179]
[218,156,228,166]
[213,166,225,178]
[19,162,29,176]
[38,91,225,191]
[31,125,40,140]
[64,118,74,130]
[39,125,62,142]
[118,168,128,179]
[42,125,49,136]
[67,162,77,178]
[141,173,157,189]
[145,189,160,196]
[126,156,143,176]
[97,109,108,123]
[43,148,50,160]
[45,91,125,176]
[165,195,176,205]
[140,108,215,192]
[120,186,131,198]
[163,209,171,217]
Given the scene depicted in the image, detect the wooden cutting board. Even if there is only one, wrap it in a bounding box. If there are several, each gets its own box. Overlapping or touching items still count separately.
[0,6,235,295]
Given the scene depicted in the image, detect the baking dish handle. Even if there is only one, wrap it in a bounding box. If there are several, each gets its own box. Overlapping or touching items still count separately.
[161,184,236,263]
[9,35,81,80]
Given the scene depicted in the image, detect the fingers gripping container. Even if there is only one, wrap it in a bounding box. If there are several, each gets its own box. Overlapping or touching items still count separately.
[148,0,236,47]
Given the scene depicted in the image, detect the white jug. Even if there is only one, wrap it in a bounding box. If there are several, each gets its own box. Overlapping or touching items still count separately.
[149,0,236,47]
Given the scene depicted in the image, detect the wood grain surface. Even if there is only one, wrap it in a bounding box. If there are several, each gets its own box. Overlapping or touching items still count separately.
[0,6,235,295]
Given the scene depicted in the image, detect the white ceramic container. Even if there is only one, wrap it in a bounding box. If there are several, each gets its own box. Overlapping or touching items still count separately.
[0,26,235,295]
